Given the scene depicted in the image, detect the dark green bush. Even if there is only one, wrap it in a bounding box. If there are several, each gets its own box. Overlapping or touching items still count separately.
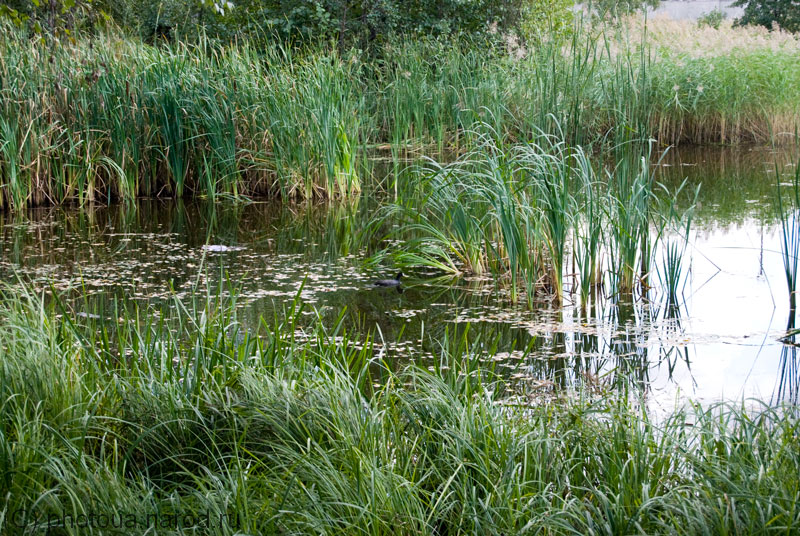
[733,0,800,33]
[0,0,575,46]
[197,0,576,46]
[698,7,727,29]
[0,0,106,34]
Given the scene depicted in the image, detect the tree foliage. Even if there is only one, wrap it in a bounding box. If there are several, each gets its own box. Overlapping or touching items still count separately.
[518,0,574,42]
[217,0,571,43]
[733,0,800,33]
[1,0,575,48]
[1,0,574,44]
[697,8,727,29]
[0,0,233,37]
[0,0,106,34]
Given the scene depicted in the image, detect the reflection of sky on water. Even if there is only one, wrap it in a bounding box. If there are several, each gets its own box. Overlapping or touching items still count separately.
[0,147,798,412]
[626,221,791,412]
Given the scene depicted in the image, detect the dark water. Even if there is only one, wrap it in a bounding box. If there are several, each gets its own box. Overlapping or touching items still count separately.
[1,146,798,413]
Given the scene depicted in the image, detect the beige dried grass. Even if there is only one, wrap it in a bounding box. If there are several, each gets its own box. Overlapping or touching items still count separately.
[619,14,800,58]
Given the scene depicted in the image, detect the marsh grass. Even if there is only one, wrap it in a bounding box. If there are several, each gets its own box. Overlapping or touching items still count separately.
[768,140,800,404]
[654,180,698,310]
[0,33,371,206]
[1,17,799,209]
[781,185,800,317]
[573,146,603,309]
[0,285,799,534]
[774,137,800,319]
[605,141,662,294]
[373,129,547,304]
[377,127,680,307]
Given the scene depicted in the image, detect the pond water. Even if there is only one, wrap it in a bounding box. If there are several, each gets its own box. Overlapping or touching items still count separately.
[1,146,798,413]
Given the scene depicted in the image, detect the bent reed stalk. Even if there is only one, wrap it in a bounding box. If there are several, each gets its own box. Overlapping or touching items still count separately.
[1,18,799,209]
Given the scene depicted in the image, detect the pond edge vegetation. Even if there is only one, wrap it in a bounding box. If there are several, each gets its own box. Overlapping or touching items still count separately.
[1,16,799,207]
[1,286,798,535]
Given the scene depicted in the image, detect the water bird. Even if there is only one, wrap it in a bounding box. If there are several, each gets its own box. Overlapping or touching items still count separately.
[373,272,404,287]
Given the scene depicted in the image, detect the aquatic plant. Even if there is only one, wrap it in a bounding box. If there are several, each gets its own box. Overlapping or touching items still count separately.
[573,146,604,309]
[1,17,799,209]
[374,129,548,303]
[1,286,799,534]
[604,140,662,294]
[525,132,575,302]
[378,126,682,306]
[655,182,697,310]
[775,150,800,314]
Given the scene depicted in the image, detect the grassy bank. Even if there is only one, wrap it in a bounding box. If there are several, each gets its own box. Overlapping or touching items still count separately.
[1,287,798,534]
[1,17,799,208]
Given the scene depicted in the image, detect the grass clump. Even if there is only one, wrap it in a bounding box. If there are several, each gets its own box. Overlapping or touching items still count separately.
[376,128,677,306]
[1,286,798,534]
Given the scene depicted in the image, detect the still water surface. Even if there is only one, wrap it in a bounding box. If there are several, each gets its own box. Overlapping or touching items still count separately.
[1,146,798,413]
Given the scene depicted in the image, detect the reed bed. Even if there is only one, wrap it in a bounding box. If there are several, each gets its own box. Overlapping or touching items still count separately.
[0,35,369,208]
[1,16,799,209]
[0,286,798,535]
[623,14,800,57]
[376,129,685,307]
[615,15,800,145]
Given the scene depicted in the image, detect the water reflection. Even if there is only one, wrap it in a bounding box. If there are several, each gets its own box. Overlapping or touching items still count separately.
[775,343,799,405]
[776,314,800,405]
[0,147,798,411]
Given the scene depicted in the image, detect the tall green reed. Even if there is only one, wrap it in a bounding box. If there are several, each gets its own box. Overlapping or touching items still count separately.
[776,148,800,315]
[573,146,603,309]
[374,127,547,304]
[605,140,662,294]
[524,130,574,302]
[376,124,683,307]
[2,21,798,209]
[656,185,697,310]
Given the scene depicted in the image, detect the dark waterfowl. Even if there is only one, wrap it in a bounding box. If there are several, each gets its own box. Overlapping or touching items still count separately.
[373,272,404,287]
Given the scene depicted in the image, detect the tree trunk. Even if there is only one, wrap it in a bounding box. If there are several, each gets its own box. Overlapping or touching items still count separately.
[338,2,349,52]
[49,0,57,33]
